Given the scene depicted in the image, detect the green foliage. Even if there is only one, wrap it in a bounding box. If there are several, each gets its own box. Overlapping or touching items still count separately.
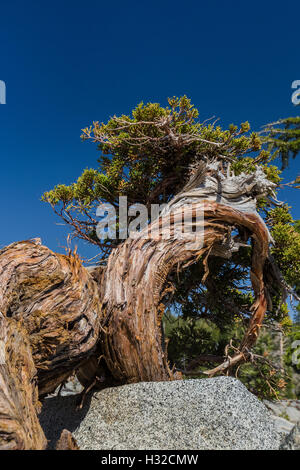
[285,323,300,376]
[165,314,299,400]
[164,315,225,368]
[169,254,254,331]
[262,117,300,169]
[237,324,293,400]
[267,205,300,296]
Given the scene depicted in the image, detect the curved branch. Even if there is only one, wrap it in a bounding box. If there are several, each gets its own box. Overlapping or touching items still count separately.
[98,197,269,382]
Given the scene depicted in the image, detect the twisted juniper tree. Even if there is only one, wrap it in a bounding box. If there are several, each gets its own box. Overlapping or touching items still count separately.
[0,97,299,449]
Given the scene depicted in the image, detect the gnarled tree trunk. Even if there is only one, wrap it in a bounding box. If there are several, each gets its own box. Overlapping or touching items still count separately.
[99,200,270,382]
[0,164,280,449]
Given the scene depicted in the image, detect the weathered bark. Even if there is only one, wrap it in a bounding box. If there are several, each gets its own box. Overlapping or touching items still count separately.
[0,164,280,449]
[99,199,270,382]
[0,313,47,449]
[0,239,102,396]
[92,164,273,382]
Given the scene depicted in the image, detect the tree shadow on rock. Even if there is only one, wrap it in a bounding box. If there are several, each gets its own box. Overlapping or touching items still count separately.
[39,392,93,449]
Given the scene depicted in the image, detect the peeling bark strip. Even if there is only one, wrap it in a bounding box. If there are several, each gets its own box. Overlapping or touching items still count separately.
[0,313,47,450]
[0,239,102,395]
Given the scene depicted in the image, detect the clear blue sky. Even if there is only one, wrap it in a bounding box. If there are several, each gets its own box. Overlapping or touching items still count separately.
[0,0,299,260]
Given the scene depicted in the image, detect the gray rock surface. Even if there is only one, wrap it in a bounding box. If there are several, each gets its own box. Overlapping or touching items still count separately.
[271,415,294,435]
[280,422,300,450]
[263,399,300,435]
[40,377,282,450]
[263,399,300,424]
